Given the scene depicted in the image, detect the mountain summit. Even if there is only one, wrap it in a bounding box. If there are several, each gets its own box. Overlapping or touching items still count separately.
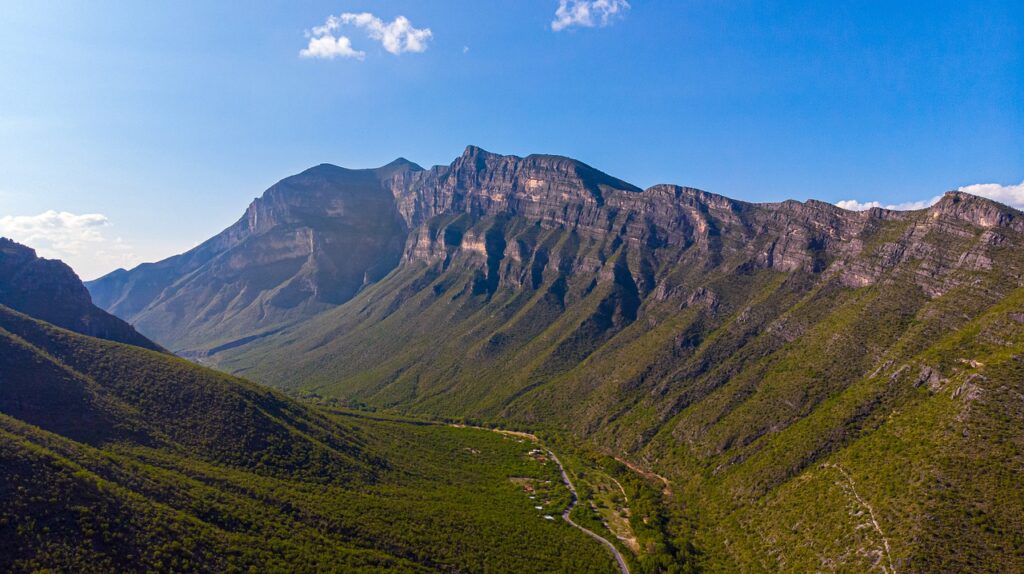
[87,159,417,354]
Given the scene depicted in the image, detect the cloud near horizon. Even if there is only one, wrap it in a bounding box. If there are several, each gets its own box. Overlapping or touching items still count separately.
[835,197,943,211]
[0,210,141,280]
[957,180,1024,209]
[552,0,631,31]
[301,13,432,60]
[835,180,1024,212]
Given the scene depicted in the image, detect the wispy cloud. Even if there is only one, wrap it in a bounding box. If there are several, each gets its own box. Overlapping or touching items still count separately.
[552,0,631,32]
[301,13,432,60]
[836,179,1024,212]
[958,180,1024,209]
[340,13,432,54]
[0,210,140,280]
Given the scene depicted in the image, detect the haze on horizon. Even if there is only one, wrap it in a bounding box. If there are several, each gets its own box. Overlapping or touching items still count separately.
[1,1,1021,279]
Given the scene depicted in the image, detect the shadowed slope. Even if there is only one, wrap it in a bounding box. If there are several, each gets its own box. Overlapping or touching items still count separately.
[87,160,418,354]
[0,238,160,351]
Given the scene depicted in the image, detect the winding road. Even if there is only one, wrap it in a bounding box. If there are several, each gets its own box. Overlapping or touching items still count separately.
[547,450,632,574]
[449,424,631,574]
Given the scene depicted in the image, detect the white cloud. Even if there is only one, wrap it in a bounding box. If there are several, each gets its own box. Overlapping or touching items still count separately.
[958,180,1024,209]
[0,210,141,280]
[300,34,365,60]
[836,179,1024,213]
[301,13,431,59]
[340,13,432,55]
[552,0,630,31]
[835,197,942,211]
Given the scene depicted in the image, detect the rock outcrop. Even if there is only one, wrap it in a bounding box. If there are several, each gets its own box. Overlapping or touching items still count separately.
[390,147,1021,304]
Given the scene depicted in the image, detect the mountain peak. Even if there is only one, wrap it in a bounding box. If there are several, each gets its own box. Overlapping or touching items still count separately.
[297,163,348,177]
[0,237,36,261]
[295,158,424,179]
[461,144,502,160]
[928,190,1022,229]
[385,156,420,168]
[377,157,424,177]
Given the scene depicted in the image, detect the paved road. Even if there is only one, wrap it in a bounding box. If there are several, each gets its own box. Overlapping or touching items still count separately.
[547,450,631,574]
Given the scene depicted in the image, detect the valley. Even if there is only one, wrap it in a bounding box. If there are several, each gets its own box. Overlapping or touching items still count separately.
[4,4,1019,572]
[4,145,1023,572]
[0,243,622,573]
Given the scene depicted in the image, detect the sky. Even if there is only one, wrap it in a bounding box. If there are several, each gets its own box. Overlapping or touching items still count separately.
[1,1,1021,280]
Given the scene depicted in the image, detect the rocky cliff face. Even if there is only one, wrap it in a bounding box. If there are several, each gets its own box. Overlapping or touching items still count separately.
[390,147,1016,307]
[87,160,416,353]
[88,145,1023,361]
[0,238,160,350]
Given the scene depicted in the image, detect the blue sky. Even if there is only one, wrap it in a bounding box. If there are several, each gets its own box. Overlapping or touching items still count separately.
[1,1,1021,279]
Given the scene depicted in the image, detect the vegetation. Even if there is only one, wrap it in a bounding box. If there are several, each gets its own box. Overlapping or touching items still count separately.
[0,306,619,573]
[207,199,1024,572]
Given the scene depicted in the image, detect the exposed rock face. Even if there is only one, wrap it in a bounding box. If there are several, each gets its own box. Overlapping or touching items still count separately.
[390,148,1020,303]
[88,146,1024,362]
[0,238,160,350]
[87,160,416,353]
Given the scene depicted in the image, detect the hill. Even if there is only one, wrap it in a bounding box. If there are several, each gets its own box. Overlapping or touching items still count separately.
[0,238,160,351]
[0,256,620,572]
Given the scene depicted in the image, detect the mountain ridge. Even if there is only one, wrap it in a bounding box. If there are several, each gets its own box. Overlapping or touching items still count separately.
[72,147,1024,571]
[87,147,1017,358]
[88,147,1020,572]
[88,158,415,352]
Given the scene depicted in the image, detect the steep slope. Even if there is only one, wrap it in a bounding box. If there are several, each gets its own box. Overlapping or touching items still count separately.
[0,238,160,351]
[1,257,620,573]
[202,148,1024,571]
[86,159,418,354]
[0,304,373,479]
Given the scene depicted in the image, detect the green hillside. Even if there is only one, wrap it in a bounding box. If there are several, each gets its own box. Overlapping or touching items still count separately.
[209,192,1024,572]
[0,305,619,573]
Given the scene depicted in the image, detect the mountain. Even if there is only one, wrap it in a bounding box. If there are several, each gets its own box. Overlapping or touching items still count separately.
[87,159,418,354]
[0,250,623,573]
[0,238,161,351]
[87,146,1024,571]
